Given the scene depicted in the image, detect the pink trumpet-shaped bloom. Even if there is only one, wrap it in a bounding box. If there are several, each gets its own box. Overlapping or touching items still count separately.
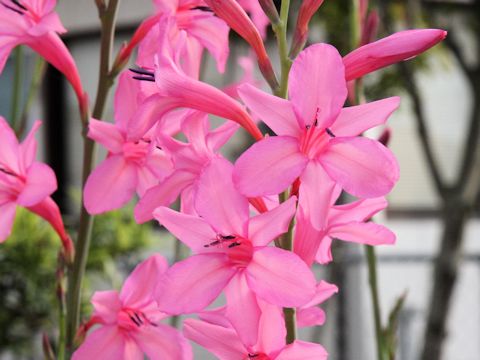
[203,0,278,89]
[0,117,73,259]
[184,302,328,360]
[154,157,316,315]
[134,110,238,222]
[297,281,338,328]
[233,44,400,227]
[84,72,173,215]
[344,29,447,81]
[128,17,263,141]
[132,0,230,75]
[73,254,192,360]
[294,195,395,266]
[0,0,84,105]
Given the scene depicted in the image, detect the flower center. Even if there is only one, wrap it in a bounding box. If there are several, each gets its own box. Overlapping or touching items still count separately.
[245,353,270,360]
[299,123,336,159]
[117,308,157,331]
[204,234,253,268]
[122,139,151,165]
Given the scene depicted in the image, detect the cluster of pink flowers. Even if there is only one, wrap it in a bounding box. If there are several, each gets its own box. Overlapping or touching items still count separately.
[0,0,446,358]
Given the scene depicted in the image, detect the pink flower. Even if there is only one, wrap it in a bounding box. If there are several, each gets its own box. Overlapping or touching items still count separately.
[73,254,192,360]
[0,0,84,105]
[344,29,447,81]
[153,157,315,314]
[84,72,173,214]
[134,110,238,222]
[128,16,263,141]
[294,195,395,266]
[131,0,230,76]
[0,117,73,260]
[233,43,400,229]
[204,0,278,89]
[184,302,328,359]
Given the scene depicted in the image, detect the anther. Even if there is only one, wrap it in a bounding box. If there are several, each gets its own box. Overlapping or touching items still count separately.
[325,128,336,137]
[228,241,241,248]
[128,314,141,327]
[11,0,27,10]
[0,167,17,177]
[132,76,156,82]
[220,235,236,240]
[129,67,155,77]
[1,1,24,14]
[191,6,213,12]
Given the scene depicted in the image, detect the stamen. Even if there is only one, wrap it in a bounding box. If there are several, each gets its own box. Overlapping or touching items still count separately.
[191,6,213,12]
[1,1,24,14]
[220,235,236,240]
[248,354,259,358]
[133,312,143,325]
[228,241,241,248]
[0,167,17,177]
[204,234,237,248]
[132,76,156,82]
[11,0,27,10]
[326,128,336,137]
[129,67,155,77]
[128,314,141,327]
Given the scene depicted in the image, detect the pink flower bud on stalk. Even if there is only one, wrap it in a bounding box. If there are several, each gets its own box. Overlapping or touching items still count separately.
[360,10,379,46]
[258,0,280,24]
[343,29,447,81]
[378,127,391,147]
[289,0,325,59]
[204,0,279,90]
[42,333,55,360]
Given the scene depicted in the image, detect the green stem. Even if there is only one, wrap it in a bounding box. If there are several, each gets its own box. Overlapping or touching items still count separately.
[365,245,385,360]
[66,0,121,350]
[16,57,46,137]
[273,0,292,98]
[11,46,23,131]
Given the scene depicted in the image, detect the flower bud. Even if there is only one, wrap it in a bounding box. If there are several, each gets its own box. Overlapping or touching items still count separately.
[259,0,280,25]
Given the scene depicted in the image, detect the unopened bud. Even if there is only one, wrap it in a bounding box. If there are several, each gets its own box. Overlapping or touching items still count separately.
[42,333,55,360]
[290,0,325,59]
[378,127,391,147]
[259,0,280,25]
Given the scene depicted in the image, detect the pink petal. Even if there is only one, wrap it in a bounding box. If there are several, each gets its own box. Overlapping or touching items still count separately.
[134,170,196,223]
[153,207,216,252]
[275,340,328,360]
[206,121,239,152]
[302,280,339,308]
[87,119,124,153]
[183,10,230,73]
[299,160,339,230]
[84,155,137,214]
[248,196,297,247]
[72,326,143,360]
[289,44,347,129]
[320,137,399,198]
[329,221,396,246]
[134,323,192,360]
[343,29,447,81]
[233,136,308,196]
[0,201,16,243]
[91,290,122,324]
[293,206,325,267]
[26,196,69,242]
[17,162,57,207]
[114,72,141,131]
[329,197,388,225]
[27,32,84,105]
[238,83,300,137]
[184,318,246,359]
[246,247,316,307]
[255,303,286,354]
[120,254,169,308]
[225,273,261,347]
[156,254,236,314]
[330,97,400,137]
[297,307,326,328]
[19,120,41,171]
[0,116,21,173]
[315,236,334,265]
[195,157,249,236]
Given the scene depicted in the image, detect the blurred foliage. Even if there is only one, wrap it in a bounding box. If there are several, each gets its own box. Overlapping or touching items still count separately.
[0,206,154,357]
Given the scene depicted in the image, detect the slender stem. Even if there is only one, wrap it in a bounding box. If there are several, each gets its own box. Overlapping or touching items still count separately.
[16,57,46,137]
[11,46,23,131]
[66,0,121,350]
[365,245,385,360]
[273,0,292,98]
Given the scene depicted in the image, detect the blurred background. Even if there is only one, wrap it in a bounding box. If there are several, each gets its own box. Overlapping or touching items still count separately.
[0,0,479,359]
